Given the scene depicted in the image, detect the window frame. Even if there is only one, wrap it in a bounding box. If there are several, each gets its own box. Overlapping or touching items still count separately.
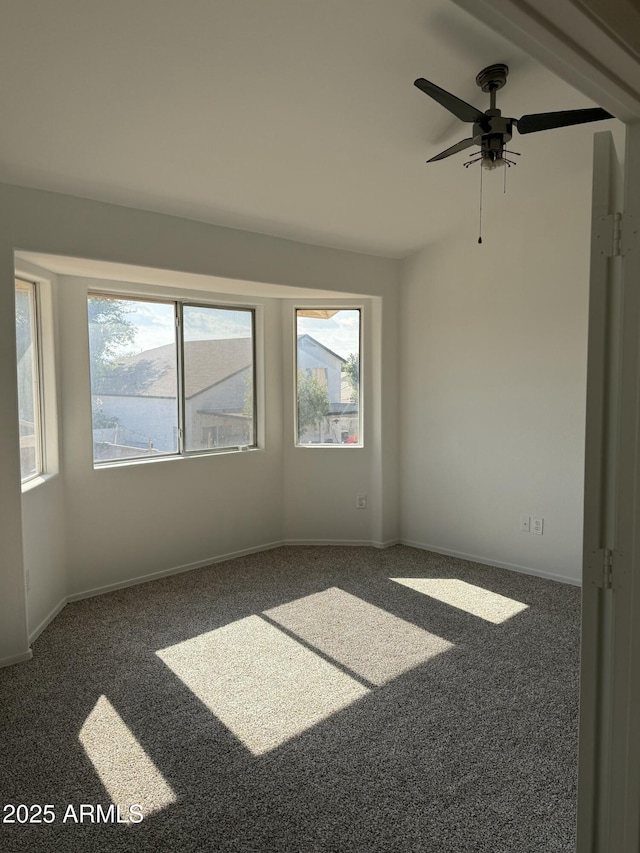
[294,306,362,448]
[88,292,258,467]
[180,301,257,456]
[15,277,45,483]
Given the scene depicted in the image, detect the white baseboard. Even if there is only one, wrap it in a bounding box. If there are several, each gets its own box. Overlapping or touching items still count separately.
[67,540,287,603]
[371,538,400,550]
[29,597,67,645]
[34,538,399,643]
[24,536,578,658]
[281,538,397,549]
[0,649,33,669]
[400,539,582,587]
[69,538,398,604]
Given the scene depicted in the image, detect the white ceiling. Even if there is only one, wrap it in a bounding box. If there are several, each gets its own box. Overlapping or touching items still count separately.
[1,0,616,258]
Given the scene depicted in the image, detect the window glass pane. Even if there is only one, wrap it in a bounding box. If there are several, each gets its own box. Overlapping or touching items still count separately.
[88,296,178,462]
[296,309,360,445]
[183,306,255,451]
[15,279,41,480]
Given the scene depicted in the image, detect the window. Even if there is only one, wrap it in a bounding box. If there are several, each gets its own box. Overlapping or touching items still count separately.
[295,309,360,446]
[88,295,256,464]
[15,279,43,481]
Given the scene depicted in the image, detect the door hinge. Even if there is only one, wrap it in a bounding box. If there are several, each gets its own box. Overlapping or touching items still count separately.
[612,212,622,257]
[597,212,640,257]
[603,548,614,590]
[588,548,625,590]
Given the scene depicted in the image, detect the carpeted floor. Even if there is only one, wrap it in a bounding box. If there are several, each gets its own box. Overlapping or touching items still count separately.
[0,545,581,852]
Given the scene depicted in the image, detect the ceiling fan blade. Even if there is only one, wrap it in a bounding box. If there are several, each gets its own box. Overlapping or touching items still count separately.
[427,137,476,163]
[414,78,485,124]
[516,107,613,135]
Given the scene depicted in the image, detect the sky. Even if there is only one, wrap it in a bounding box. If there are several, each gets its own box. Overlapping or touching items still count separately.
[98,299,254,355]
[90,299,359,361]
[296,310,360,360]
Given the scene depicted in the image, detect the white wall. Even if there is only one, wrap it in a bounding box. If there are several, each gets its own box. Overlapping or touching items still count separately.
[399,149,596,584]
[281,294,399,547]
[0,183,399,665]
[21,477,67,641]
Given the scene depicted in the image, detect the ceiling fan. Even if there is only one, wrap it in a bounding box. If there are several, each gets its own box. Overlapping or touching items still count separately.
[414,63,613,169]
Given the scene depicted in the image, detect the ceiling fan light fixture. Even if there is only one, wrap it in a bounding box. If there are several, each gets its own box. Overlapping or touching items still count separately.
[482,154,505,170]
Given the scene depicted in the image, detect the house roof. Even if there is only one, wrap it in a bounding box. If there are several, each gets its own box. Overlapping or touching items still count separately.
[297,334,347,364]
[95,338,253,399]
[97,334,349,399]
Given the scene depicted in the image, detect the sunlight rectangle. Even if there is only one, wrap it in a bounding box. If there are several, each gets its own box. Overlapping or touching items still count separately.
[157,615,369,755]
[390,578,529,624]
[265,587,454,686]
[79,695,176,816]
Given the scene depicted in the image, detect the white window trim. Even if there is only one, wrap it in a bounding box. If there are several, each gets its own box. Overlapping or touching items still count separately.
[14,261,59,489]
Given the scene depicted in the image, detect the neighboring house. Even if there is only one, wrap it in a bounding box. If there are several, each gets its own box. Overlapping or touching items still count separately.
[93,338,254,456]
[93,334,358,454]
[297,334,345,404]
[296,334,358,444]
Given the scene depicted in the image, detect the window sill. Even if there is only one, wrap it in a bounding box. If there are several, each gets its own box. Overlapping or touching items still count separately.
[93,446,261,471]
[21,472,58,494]
[295,444,364,449]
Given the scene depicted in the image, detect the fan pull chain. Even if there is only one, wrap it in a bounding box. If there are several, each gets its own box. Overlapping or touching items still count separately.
[478,163,483,244]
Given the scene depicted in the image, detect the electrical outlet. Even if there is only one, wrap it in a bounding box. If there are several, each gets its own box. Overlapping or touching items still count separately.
[531,516,544,535]
[356,494,367,509]
[25,569,31,591]
[520,515,530,533]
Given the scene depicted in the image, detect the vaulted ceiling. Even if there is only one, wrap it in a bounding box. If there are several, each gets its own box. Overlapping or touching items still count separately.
[0,0,615,257]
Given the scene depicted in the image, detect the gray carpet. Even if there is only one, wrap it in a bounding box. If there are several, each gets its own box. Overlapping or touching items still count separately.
[0,545,580,852]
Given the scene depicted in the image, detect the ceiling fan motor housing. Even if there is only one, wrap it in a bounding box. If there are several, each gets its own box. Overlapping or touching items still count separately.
[472,115,514,165]
[473,114,513,143]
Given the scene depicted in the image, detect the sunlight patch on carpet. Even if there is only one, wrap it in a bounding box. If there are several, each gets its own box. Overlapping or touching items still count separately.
[79,695,177,815]
[265,587,453,686]
[390,578,529,624]
[157,615,369,755]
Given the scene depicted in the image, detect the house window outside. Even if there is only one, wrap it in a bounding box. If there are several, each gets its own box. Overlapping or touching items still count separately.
[88,295,256,464]
[295,309,360,446]
[15,278,43,481]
